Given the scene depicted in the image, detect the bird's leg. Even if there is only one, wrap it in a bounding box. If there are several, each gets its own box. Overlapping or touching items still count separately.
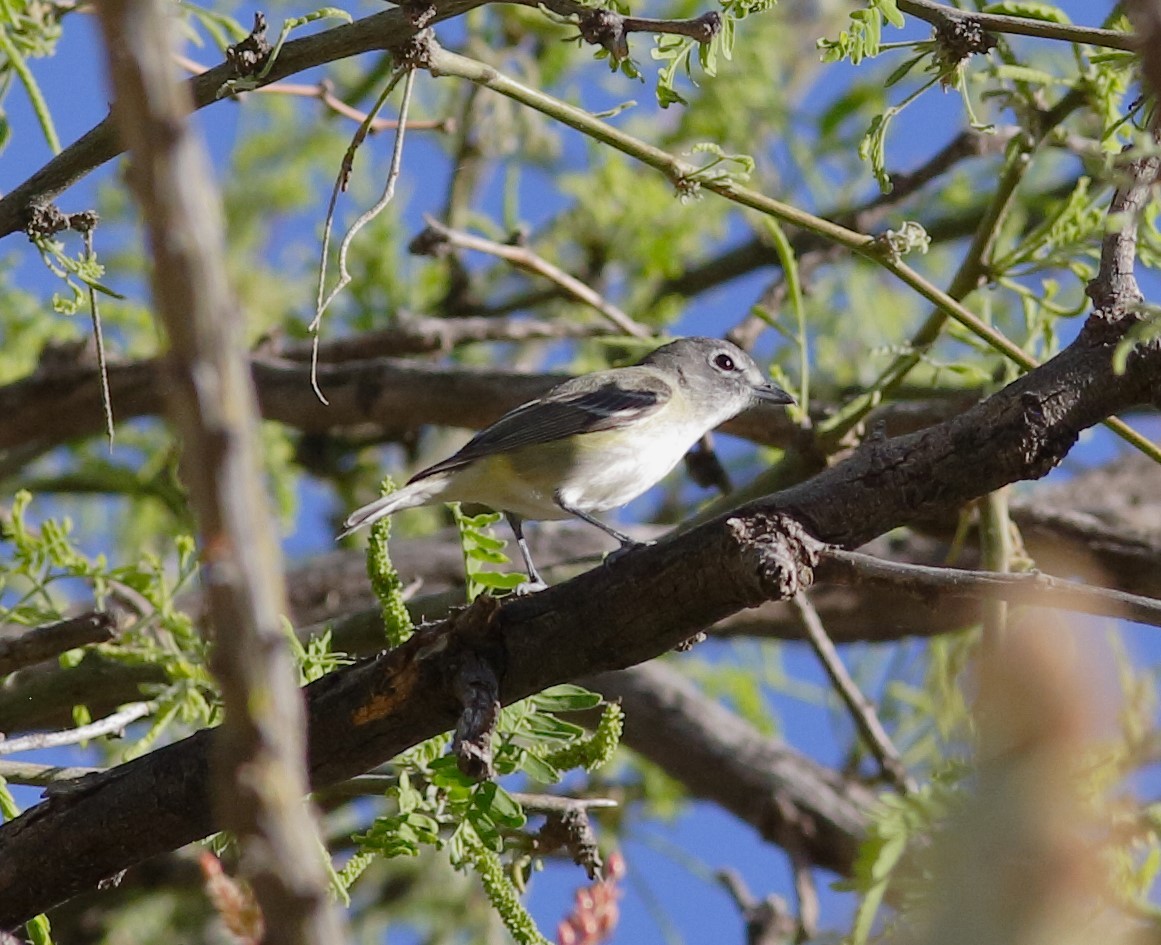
[554,495,650,564]
[504,512,548,593]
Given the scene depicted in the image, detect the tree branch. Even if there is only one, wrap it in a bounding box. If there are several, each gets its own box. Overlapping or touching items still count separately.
[0,702,151,756]
[818,547,1161,629]
[0,0,489,241]
[790,595,916,793]
[897,0,1134,51]
[412,217,653,338]
[0,294,1156,924]
[96,0,344,940]
[0,350,960,458]
[0,612,114,678]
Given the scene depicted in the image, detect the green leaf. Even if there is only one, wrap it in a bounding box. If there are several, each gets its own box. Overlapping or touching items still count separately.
[474,782,527,829]
[520,752,562,784]
[522,712,587,740]
[885,52,928,87]
[531,685,603,712]
[979,1,1071,23]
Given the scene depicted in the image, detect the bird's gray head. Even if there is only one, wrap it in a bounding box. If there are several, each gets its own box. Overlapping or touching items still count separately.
[639,337,795,411]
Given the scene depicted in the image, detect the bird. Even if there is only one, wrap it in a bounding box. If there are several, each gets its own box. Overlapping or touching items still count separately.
[339,336,795,589]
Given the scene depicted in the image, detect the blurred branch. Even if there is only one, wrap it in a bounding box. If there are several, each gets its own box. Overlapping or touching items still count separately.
[0,761,102,787]
[0,701,151,756]
[717,870,797,945]
[791,595,916,793]
[272,313,615,360]
[0,612,114,677]
[412,217,653,339]
[96,0,344,941]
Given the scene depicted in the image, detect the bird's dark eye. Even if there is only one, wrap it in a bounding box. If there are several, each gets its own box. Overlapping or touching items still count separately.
[713,353,736,372]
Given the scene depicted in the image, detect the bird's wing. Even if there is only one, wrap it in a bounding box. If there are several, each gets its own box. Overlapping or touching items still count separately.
[410,369,672,482]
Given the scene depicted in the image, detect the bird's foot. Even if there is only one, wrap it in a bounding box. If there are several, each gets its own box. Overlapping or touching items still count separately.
[514,579,549,596]
[603,539,656,567]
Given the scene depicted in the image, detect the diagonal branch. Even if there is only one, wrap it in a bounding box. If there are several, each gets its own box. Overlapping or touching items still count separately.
[0,702,151,756]
[0,297,1157,925]
[412,217,653,339]
[790,595,916,793]
[0,0,489,241]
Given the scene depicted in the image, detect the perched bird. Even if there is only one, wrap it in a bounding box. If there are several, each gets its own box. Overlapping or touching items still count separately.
[340,336,794,588]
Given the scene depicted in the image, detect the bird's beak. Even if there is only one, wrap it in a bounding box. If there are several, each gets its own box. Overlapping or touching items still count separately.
[753,383,796,406]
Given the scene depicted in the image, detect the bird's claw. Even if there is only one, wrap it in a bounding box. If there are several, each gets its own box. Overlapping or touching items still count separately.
[604,539,655,567]
[514,579,549,595]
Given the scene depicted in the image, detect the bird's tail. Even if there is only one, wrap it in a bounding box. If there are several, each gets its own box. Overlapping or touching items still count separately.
[337,474,451,539]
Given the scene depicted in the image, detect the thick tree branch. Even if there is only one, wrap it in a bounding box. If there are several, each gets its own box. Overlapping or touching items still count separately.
[0,350,965,458]
[4,472,1161,741]
[0,301,1157,925]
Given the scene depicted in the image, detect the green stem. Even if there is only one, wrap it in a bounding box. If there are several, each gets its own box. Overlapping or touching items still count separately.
[0,26,60,153]
[422,43,1161,465]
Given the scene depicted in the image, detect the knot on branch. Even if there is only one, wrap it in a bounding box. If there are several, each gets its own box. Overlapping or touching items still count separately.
[400,0,438,29]
[446,595,505,780]
[684,11,722,43]
[579,9,630,61]
[533,807,603,879]
[408,221,452,257]
[25,204,98,240]
[225,12,270,78]
[394,28,437,70]
[933,14,996,67]
[729,513,819,602]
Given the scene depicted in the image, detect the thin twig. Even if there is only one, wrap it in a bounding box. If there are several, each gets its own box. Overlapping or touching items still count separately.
[312,66,416,404]
[81,228,116,447]
[820,547,1161,629]
[510,792,619,813]
[791,594,916,794]
[414,216,652,339]
[515,0,720,60]
[0,701,152,756]
[172,53,452,133]
[717,869,797,945]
